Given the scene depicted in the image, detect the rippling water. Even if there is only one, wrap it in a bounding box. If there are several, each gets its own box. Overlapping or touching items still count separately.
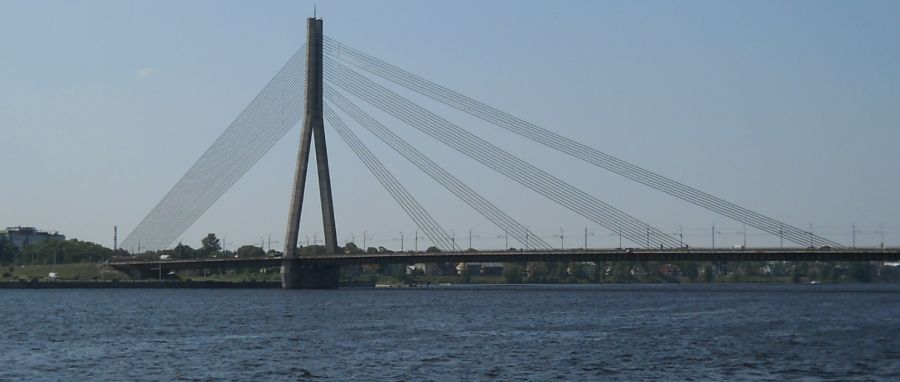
[1,284,899,381]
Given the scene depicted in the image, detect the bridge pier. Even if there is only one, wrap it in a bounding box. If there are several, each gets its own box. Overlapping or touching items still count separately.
[281,259,340,289]
[121,267,146,280]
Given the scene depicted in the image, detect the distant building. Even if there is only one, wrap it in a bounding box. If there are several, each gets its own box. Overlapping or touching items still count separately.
[411,262,457,276]
[0,226,65,249]
[455,262,505,275]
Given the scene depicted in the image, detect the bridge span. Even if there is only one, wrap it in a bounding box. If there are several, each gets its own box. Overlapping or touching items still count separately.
[110,247,900,287]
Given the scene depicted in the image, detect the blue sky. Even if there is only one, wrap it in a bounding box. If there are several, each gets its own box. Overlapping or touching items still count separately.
[1,0,898,250]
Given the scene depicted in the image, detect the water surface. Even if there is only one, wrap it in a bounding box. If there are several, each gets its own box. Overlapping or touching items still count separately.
[1,284,899,381]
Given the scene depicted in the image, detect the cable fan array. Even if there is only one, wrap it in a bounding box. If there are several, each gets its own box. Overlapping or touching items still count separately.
[122,37,843,252]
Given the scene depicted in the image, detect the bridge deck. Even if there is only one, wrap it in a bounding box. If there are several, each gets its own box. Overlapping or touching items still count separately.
[110,248,900,272]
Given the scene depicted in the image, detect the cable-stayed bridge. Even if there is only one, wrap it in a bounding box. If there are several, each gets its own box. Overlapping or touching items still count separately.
[112,18,897,288]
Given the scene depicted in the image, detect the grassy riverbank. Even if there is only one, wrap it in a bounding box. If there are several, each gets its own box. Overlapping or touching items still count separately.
[1,263,121,281]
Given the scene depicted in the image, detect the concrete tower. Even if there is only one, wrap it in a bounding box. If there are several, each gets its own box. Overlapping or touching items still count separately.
[282,17,340,289]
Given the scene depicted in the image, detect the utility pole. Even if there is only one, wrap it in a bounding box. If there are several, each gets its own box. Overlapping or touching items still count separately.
[468,228,472,249]
[808,223,813,248]
[618,226,622,249]
[414,230,418,252]
[679,225,684,248]
[400,232,404,252]
[852,223,857,248]
[363,230,367,249]
[505,231,509,250]
[560,227,564,250]
[584,227,588,250]
[881,222,885,249]
[711,224,715,249]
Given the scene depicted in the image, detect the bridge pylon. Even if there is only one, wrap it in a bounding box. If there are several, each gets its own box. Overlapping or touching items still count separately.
[282,17,340,289]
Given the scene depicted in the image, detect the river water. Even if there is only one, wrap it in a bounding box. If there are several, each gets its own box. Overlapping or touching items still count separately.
[1,284,899,381]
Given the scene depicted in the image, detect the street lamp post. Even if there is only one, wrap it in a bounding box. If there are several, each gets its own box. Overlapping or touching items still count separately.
[526,228,530,251]
[779,223,784,249]
[712,224,716,249]
[646,226,650,249]
[742,224,747,248]
[559,227,564,250]
[808,223,814,248]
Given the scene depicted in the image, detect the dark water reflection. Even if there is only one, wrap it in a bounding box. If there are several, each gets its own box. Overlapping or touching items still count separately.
[1,284,899,381]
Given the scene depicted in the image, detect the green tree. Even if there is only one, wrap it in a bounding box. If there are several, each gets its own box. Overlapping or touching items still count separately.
[611,262,634,283]
[20,239,112,265]
[200,234,221,257]
[791,266,803,283]
[703,265,714,283]
[683,262,699,282]
[851,262,873,283]
[343,242,362,254]
[0,237,19,265]
[459,265,472,284]
[593,262,606,283]
[503,263,523,284]
[235,245,265,258]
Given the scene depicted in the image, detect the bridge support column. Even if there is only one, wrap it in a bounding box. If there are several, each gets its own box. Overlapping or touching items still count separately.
[281,259,340,289]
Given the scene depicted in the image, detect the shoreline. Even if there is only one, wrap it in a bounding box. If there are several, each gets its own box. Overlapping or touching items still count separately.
[0,280,280,289]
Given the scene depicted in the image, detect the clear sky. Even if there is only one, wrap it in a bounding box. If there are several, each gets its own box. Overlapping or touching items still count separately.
[1,0,898,251]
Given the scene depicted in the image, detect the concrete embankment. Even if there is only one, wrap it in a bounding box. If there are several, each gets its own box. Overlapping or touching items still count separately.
[0,280,281,289]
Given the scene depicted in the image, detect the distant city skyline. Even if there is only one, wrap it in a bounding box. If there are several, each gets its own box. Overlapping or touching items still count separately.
[1,0,898,250]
